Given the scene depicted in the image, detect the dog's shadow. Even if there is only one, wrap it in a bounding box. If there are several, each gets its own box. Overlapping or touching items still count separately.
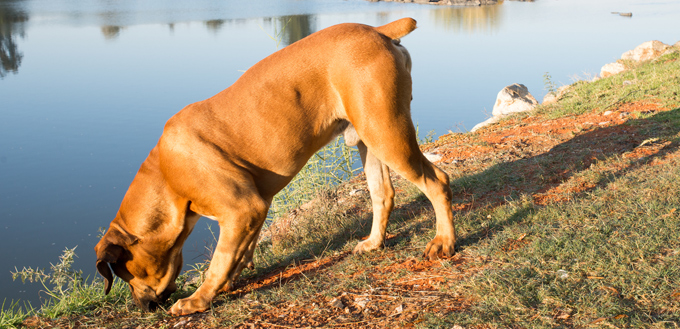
[174,107,680,308]
[453,107,680,248]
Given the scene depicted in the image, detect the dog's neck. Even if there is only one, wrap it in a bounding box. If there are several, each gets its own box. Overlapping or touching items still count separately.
[114,146,195,253]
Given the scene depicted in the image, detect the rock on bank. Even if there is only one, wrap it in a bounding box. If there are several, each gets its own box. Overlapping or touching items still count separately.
[367,0,498,5]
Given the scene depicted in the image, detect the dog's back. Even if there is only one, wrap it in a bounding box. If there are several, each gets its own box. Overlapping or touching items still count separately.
[159,19,419,196]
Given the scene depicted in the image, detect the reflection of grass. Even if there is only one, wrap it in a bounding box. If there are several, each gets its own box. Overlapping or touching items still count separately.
[431,3,503,33]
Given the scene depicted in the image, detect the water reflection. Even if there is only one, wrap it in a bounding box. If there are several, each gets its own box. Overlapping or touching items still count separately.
[100,25,123,39]
[200,14,316,46]
[431,2,503,33]
[276,15,316,46]
[0,1,27,78]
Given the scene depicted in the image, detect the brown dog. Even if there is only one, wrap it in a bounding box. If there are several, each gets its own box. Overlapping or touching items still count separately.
[95,17,456,316]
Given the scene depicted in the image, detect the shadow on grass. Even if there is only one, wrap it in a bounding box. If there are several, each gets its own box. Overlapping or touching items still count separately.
[451,106,680,246]
[194,107,680,304]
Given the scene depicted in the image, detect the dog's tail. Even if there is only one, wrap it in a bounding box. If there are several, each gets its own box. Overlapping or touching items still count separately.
[376,18,417,41]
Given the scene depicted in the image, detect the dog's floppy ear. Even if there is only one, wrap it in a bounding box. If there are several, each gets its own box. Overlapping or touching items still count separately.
[94,225,138,294]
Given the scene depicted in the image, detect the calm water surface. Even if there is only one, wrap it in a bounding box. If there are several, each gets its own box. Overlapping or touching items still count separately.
[1,0,679,306]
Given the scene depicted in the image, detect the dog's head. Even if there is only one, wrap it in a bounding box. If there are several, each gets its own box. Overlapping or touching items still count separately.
[94,222,182,311]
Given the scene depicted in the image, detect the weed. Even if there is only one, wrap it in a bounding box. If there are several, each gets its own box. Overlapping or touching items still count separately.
[12,247,83,298]
[259,18,292,50]
[8,247,130,321]
[543,71,557,94]
[415,123,437,144]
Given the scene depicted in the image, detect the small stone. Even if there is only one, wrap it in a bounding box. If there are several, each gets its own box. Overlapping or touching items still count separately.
[349,189,363,196]
[329,297,344,309]
[354,296,370,308]
[557,269,569,279]
[603,111,613,116]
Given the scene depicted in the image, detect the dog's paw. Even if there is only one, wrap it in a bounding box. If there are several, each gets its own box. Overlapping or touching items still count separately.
[423,235,455,260]
[353,238,383,254]
[169,296,210,316]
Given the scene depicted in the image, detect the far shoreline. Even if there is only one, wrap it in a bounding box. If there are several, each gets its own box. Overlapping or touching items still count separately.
[366,0,501,6]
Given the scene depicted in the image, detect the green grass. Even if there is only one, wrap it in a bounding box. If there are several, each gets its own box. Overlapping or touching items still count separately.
[0,300,34,329]
[443,158,680,327]
[538,49,680,119]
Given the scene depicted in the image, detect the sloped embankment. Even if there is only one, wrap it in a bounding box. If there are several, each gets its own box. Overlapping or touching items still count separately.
[19,46,680,328]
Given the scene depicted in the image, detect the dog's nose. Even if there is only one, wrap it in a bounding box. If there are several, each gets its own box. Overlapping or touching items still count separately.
[148,300,160,312]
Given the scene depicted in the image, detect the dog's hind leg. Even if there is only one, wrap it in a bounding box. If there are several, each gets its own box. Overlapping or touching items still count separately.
[363,127,456,260]
[353,141,395,254]
[346,75,456,260]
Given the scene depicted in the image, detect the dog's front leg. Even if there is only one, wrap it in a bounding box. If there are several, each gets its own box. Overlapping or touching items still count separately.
[169,196,268,316]
[219,225,262,293]
[354,142,395,254]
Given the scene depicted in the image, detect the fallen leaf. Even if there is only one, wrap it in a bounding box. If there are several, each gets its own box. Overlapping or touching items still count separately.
[613,314,628,320]
[589,317,606,324]
[601,286,619,295]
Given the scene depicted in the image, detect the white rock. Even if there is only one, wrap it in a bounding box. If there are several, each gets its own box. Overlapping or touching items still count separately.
[542,85,571,105]
[423,152,443,163]
[491,83,538,117]
[470,116,500,132]
[600,61,626,78]
[621,40,671,62]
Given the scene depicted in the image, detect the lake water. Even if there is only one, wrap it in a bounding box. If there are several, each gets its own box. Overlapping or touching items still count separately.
[1,0,679,307]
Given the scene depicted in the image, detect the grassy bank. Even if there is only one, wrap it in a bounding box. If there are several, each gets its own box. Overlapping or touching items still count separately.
[4,48,680,328]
